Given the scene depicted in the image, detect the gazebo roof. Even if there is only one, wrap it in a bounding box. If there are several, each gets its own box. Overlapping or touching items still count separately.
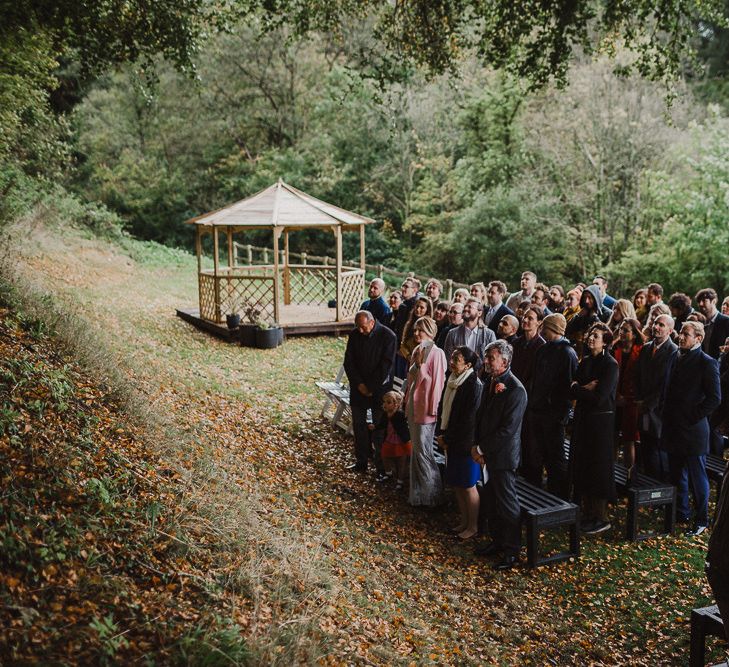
[186,179,375,230]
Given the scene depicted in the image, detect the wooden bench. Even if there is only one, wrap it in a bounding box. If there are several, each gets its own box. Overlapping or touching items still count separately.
[613,463,676,541]
[690,604,725,667]
[315,365,348,423]
[563,440,676,541]
[515,477,580,568]
[317,371,404,436]
[707,453,727,491]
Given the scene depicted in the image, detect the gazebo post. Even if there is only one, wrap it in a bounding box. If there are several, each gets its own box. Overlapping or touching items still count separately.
[227,227,234,268]
[272,227,281,323]
[195,225,202,318]
[283,229,291,305]
[195,225,202,274]
[359,223,366,271]
[213,226,221,322]
[335,224,343,322]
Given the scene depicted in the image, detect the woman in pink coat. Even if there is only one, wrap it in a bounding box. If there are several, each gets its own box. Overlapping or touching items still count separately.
[404,316,447,506]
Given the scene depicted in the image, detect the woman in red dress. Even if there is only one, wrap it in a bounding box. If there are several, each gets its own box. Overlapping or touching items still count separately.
[612,318,645,478]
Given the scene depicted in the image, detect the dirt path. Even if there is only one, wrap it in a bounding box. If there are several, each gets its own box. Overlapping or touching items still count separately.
[15,223,715,665]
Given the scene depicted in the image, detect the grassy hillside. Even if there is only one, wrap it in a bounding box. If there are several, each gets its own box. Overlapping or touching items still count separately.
[1,207,725,665]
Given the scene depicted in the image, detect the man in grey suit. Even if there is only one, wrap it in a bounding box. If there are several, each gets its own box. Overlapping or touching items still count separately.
[472,340,528,570]
[443,297,496,365]
[635,314,678,481]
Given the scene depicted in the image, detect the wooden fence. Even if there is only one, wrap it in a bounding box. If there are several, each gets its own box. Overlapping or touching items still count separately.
[233,243,469,300]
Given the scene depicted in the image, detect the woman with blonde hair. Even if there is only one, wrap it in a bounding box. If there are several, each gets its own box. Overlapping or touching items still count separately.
[404,317,447,506]
[607,299,637,337]
[563,289,582,323]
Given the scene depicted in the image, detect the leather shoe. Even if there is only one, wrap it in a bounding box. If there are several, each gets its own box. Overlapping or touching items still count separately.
[345,463,367,472]
[474,541,501,557]
[493,555,519,571]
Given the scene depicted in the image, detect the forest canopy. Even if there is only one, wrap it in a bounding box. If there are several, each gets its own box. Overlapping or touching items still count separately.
[3,0,729,295]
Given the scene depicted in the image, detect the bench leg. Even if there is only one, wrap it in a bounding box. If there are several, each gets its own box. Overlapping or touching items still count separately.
[690,611,706,667]
[332,401,346,426]
[526,518,538,568]
[626,490,639,541]
[664,490,676,536]
[570,511,580,559]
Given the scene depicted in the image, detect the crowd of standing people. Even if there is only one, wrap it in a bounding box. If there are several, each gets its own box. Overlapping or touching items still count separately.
[343,272,729,581]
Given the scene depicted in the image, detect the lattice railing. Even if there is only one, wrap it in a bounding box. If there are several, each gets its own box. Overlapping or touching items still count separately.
[199,273,219,322]
[285,265,337,305]
[198,271,275,324]
[340,269,365,319]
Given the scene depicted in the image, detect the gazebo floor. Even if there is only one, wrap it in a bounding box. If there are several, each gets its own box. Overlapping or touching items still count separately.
[176,307,354,341]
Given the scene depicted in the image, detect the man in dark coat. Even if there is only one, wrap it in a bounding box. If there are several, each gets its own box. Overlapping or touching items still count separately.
[696,288,729,359]
[635,313,678,481]
[484,281,514,333]
[528,313,578,498]
[592,275,616,310]
[360,278,392,326]
[392,278,420,379]
[343,311,397,474]
[696,288,729,455]
[472,340,528,570]
[393,278,419,344]
[661,321,721,534]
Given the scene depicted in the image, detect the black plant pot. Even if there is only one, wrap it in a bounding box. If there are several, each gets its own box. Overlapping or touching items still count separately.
[226,314,241,329]
[255,326,283,349]
[239,324,257,347]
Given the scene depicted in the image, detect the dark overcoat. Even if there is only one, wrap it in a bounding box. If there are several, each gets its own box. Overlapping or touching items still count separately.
[435,372,483,457]
[486,303,515,333]
[706,312,729,359]
[661,346,721,456]
[570,351,619,501]
[343,321,396,408]
[474,370,528,471]
[634,338,677,438]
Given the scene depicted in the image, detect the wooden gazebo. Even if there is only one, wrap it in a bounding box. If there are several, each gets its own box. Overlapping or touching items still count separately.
[185,179,374,329]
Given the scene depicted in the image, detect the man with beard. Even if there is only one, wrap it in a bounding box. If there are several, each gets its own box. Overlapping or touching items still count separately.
[360,278,391,325]
[443,297,496,365]
[484,280,514,332]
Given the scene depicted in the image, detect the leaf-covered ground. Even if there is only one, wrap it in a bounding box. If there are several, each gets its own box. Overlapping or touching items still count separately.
[3,218,727,664]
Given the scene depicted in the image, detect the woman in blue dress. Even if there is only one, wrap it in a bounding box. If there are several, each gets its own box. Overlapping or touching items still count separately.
[436,346,484,540]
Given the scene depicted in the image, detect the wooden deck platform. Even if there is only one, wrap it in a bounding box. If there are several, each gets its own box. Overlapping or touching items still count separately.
[176,307,353,341]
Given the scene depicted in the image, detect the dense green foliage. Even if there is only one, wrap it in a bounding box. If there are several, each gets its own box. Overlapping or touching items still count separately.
[4,0,729,296]
[68,28,729,295]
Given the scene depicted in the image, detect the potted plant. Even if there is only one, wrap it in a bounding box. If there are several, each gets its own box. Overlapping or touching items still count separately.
[255,320,283,349]
[239,301,262,347]
[225,294,243,329]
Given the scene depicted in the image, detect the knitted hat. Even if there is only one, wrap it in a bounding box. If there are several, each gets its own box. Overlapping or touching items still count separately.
[415,316,438,339]
[542,313,567,337]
